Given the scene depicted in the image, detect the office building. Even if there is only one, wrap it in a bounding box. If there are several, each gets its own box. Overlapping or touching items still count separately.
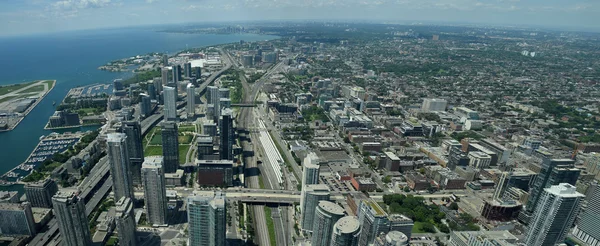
[107,133,135,200]
[421,98,447,112]
[161,121,179,173]
[312,201,346,246]
[141,157,168,226]
[163,86,177,121]
[187,192,226,246]
[115,197,136,246]
[52,192,93,246]
[24,179,58,208]
[468,151,492,169]
[140,93,151,117]
[0,202,36,236]
[520,158,580,224]
[119,121,144,186]
[184,62,192,77]
[525,183,584,246]
[388,214,414,240]
[172,65,181,84]
[219,108,234,160]
[573,181,600,246]
[374,231,409,246]
[357,199,390,246]
[331,216,361,246]
[301,184,330,231]
[161,68,169,86]
[303,152,320,186]
[196,160,234,187]
[186,83,195,118]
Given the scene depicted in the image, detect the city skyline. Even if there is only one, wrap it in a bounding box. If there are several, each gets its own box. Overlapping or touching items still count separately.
[1,0,600,36]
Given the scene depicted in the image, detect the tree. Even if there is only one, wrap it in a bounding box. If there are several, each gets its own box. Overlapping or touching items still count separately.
[449,202,459,210]
[382,176,392,184]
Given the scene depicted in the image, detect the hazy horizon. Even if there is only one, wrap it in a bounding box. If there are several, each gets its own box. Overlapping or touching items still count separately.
[1,0,599,36]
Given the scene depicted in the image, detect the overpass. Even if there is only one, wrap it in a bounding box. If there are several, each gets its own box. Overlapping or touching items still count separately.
[231,103,257,107]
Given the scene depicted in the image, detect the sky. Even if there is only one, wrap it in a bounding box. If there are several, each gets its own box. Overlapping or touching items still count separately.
[1,0,599,36]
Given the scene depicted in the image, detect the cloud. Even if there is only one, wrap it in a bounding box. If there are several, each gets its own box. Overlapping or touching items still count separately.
[51,0,113,10]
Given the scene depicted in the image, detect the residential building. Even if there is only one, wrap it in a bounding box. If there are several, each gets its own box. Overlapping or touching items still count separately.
[300,184,330,231]
[573,181,600,246]
[119,121,144,185]
[52,192,93,246]
[388,214,414,240]
[161,68,169,86]
[331,216,361,246]
[0,202,36,236]
[141,157,168,226]
[186,83,195,118]
[219,108,234,160]
[468,151,492,169]
[114,197,136,246]
[187,192,226,246]
[357,199,389,246]
[421,98,447,112]
[24,179,58,208]
[525,184,584,246]
[161,121,179,173]
[312,201,346,246]
[140,93,151,117]
[374,231,409,246]
[107,133,134,200]
[303,152,320,186]
[163,86,177,121]
[449,230,518,246]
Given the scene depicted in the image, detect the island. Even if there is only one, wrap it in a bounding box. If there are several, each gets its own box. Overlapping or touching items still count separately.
[0,80,56,131]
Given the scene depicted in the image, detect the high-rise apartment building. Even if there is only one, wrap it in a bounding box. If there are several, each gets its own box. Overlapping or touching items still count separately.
[172,65,180,85]
[331,216,361,246]
[141,157,168,226]
[140,93,152,117]
[152,77,162,97]
[163,86,177,121]
[187,192,226,246]
[161,121,179,173]
[0,202,36,236]
[186,83,195,118]
[303,152,320,186]
[207,86,220,121]
[161,68,169,86]
[52,192,93,246]
[115,197,136,246]
[107,133,134,200]
[520,158,580,224]
[119,121,144,185]
[24,178,58,208]
[218,88,230,99]
[300,184,330,231]
[388,214,414,240]
[357,199,390,246]
[162,54,168,66]
[525,183,584,246]
[573,181,600,246]
[311,201,346,246]
[184,62,192,77]
[219,108,234,160]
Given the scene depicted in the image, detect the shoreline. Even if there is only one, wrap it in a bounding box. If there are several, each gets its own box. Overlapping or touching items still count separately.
[0,80,56,132]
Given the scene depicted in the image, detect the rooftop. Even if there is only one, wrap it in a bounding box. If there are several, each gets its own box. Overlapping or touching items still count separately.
[334,216,360,233]
[318,201,345,216]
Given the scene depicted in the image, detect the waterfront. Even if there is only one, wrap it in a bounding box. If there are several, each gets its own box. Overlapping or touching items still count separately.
[0,26,277,177]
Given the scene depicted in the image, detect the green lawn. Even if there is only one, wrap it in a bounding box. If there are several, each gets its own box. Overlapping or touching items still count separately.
[264,207,277,246]
[144,146,162,157]
[43,80,55,89]
[0,81,36,96]
[412,221,435,233]
[0,95,18,104]
[178,134,193,144]
[179,145,191,164]
[178,125,196,133]
[149,134,162,145]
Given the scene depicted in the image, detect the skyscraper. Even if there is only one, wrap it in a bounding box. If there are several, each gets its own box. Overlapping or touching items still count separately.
[207,86,220,121]
[219,108,234,161]
[187,192,226,246]
[186,83,195,118]
[573,181,600,245]
[152,77,163,98]
[302,152,320,186]
[140,93,151,118]
[161,121,179,173]
[520,158,580,224]
[331,216,361,246]
[357,199,390,246]
[163,86,177,122]
[107,133,134,200]
[52,192,93,246]
[120,121,144,185]
[219,98,231,111]
[115,197,136,246]
[300,184,330,231]
[184,62,192,77]
[141,157,168,226]
[24,178,58,208]
[172,65,181,84]
[162,54,168,66]
[312,201,346,246]
[161,68,169,86]
[147,83,156,101]
[219,88,230,99]
[525,183,584,246]
[0,202,36,236]
[194,67,201,78]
